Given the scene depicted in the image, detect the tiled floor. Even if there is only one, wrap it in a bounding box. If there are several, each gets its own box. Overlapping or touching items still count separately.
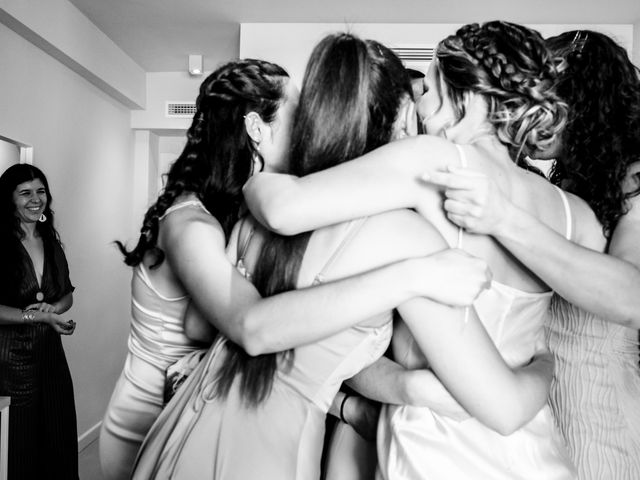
[79,439,104,480]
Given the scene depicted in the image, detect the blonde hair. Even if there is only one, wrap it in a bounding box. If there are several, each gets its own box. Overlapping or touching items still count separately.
[435,21,567,163]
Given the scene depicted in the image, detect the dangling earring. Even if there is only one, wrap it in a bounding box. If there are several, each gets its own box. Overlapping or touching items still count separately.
[38,213,47,223]
[251,153,264,175]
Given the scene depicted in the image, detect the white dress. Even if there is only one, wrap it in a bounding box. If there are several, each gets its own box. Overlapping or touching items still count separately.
[99,200,208,480]
[132,218,393,480]
[376,148,576,480]
[376,282,575,480]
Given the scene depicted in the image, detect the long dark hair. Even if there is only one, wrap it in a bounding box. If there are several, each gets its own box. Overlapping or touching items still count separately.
[117,59,289,267]
[214,33,411,406]
[0,164,62,293]
[547,31,640,239]
[434,21,567,166]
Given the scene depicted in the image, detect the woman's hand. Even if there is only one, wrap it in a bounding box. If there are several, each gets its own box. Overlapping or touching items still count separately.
[422,167,508,235]
[341,395,381,442]
[411,249,492,307]
[25,302,57,313]
[37,311,75,335]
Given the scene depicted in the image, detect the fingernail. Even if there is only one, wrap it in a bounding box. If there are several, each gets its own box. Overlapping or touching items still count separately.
[420,173,430,181]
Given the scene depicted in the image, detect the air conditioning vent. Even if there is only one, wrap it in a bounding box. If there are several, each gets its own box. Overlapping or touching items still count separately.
[166,101,196,118]
[391,46,435,63]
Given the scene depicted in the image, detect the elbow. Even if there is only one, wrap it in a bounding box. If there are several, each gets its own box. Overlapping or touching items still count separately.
[246,187,302,236]
[492,419,524,437]
[258,207,295,236]
[244,186,293,235]
[399,374,423,406]
[232,311,270,357]
[485,406,533,436]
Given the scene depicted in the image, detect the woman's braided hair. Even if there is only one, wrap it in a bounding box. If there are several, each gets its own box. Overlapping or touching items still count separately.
[436,21,567,163]
[117,59,289,267]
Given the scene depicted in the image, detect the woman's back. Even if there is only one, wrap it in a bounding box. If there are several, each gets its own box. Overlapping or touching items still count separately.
[99,199,210,480]
[376,142,582,480]
[421,141,594,293]
[131,214,407,480]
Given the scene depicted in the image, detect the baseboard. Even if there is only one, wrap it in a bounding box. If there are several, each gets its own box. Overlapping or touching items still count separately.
[78,421,102,452]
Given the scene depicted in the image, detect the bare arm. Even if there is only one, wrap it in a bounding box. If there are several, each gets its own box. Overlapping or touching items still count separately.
[0,304,75,334]
[53,292,73,314]
[336,210,552,435]
[163,210,490,356]
[428,167,640,327]
[346,355,469,420]
[327,391,380,441]
[183,303,217,344]
[243,135,455,235]
[494,199,640,327]
[398,299,553,435]
[24,292,74,314]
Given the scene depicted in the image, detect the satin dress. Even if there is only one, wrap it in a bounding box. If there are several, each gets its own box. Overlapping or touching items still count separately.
[376,282,576,480]
[377,150,576,480]
[132,218,393,480]
[99,200,209,480]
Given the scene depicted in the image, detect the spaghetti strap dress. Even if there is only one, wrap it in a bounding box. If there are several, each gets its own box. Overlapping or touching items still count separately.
[132,218,393,480]
[99,199,211,480]
[376,145,576,480]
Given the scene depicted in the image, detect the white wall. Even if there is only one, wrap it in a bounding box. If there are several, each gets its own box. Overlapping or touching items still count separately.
[240,23,634,85]
[0,21,134,438]
[0,137,20,173]
[0,0,146,108]
[131,72,204,131]
[634,21,640,65]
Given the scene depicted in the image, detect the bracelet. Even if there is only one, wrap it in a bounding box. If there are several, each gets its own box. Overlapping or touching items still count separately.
[21,309,36,324]
[339,394,350,425]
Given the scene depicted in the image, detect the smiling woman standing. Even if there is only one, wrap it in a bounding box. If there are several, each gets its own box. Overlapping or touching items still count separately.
[0,164,78,480]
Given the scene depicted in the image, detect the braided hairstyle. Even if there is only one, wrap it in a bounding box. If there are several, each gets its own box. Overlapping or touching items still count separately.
[117,59,289,267]
[547,31,640,239]
[435,21,567,164]
[214,33,412,407]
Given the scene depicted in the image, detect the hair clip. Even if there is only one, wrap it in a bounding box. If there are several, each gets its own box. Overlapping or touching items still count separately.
[571,31,588,54]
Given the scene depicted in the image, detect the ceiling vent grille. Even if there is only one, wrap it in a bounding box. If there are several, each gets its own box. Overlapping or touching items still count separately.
[391,46,435,63]
[166,101,196,118]
[391,46,435,73]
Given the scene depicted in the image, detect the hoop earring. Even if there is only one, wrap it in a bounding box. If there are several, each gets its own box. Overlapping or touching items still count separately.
[38,213,47,223]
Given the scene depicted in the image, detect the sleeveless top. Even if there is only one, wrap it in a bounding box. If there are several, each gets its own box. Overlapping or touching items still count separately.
[376,145,576,480]
[126,199,210,369]
[131,217,392,480]
[546,209,640,478]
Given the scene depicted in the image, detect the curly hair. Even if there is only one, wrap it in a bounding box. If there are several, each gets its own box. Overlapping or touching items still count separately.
[117,59,289,267]
[547,31,640,239]
[435,21,567,165]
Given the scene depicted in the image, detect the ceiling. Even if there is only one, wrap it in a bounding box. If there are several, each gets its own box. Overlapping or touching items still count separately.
[67,0,640,72]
